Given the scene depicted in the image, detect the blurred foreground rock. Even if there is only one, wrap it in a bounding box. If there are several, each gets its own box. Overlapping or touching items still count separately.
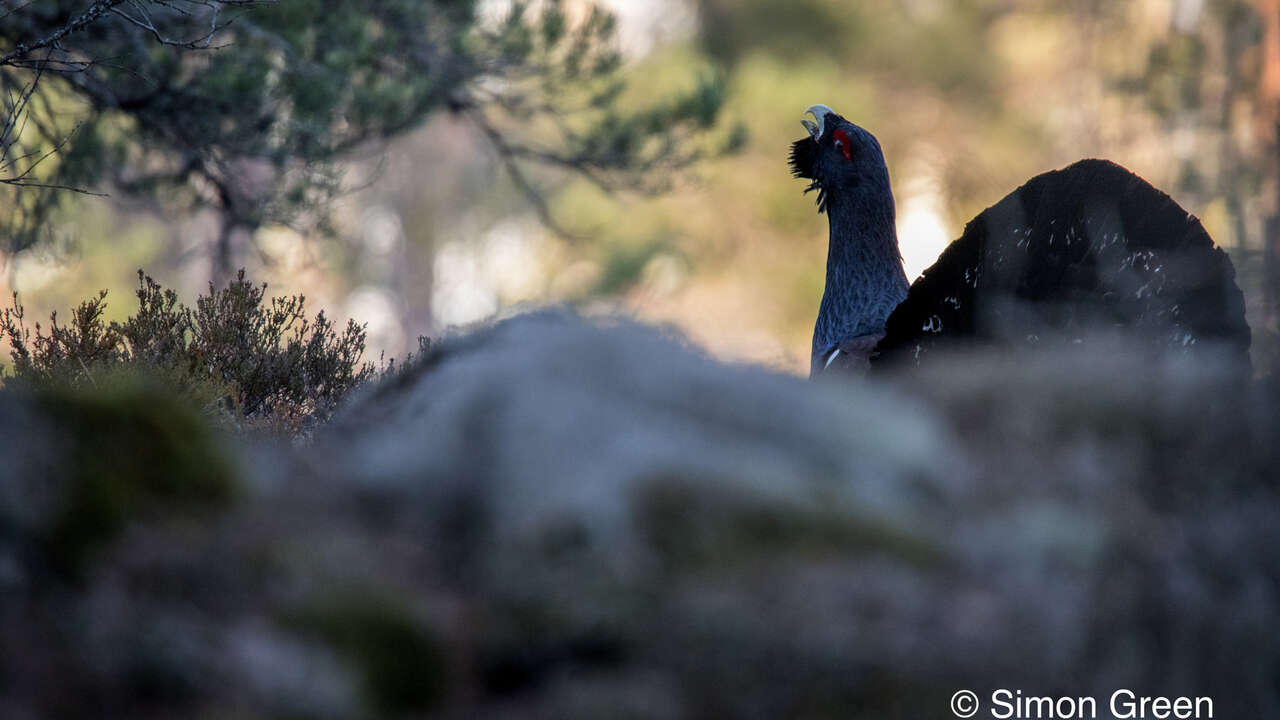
[1,311,1277,719]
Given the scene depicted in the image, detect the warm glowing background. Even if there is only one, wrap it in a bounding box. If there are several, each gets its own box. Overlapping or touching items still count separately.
[4,0,1279,375]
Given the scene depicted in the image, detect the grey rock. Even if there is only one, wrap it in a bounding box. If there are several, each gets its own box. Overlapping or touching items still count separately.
[2,311,1277,719]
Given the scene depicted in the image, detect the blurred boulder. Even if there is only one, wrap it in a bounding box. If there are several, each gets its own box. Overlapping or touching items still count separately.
[1,311,1277,719]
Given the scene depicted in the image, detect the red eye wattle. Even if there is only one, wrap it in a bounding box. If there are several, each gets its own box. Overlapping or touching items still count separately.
[832,129,852,160]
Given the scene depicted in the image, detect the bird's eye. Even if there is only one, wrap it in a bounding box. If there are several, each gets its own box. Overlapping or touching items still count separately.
[832,129,852,161]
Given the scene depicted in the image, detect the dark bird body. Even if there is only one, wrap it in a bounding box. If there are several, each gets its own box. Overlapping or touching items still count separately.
[791,105,1250,376]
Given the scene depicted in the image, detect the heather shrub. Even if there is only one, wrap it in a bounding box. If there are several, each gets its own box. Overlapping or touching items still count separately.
[1,270,395,434]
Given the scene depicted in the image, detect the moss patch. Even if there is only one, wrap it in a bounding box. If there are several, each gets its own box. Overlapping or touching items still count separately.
[36,377,238,575]
[289,592,448,717]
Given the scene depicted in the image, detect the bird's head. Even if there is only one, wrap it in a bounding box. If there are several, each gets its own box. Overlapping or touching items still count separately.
[790,104,890,214]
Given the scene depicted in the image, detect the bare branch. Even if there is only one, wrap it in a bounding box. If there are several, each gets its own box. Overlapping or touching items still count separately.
[0,178,107,196]
[465,106,585,243]
[0,0,130,68]
[109,0,243,50]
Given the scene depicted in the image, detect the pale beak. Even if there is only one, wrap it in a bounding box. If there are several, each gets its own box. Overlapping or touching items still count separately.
[803,104,835,141]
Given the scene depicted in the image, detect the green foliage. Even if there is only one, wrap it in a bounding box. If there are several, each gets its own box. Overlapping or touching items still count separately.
[593,240,676,297]
[1,270,379,432]
[1139,33,1209,118]
[0,0,726,260]
[697,0,859,65]
[695,0,998,98]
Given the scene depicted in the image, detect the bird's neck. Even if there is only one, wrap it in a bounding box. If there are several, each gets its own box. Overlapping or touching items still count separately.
[813,187,910,359]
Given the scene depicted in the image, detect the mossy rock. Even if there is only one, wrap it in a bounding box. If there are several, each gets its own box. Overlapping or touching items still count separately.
[28,375,239,575]
[288,591,448,717]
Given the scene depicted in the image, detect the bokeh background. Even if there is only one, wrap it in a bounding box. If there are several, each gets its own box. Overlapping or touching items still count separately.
[3,0,1278,375]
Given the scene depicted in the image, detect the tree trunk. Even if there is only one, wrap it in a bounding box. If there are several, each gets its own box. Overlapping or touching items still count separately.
[1259,0,1280,375]
[213,216,247,287]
